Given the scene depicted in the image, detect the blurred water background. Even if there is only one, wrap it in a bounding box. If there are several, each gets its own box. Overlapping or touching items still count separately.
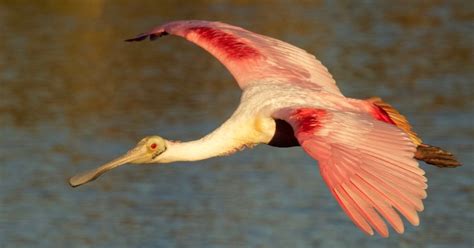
[1,1,473,247]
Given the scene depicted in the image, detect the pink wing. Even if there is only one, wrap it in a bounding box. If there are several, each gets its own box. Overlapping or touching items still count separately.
[126,20,342,95]
[274,108,427,237]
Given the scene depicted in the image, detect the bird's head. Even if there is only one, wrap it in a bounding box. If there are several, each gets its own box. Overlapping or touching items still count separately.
[68,135,167,187]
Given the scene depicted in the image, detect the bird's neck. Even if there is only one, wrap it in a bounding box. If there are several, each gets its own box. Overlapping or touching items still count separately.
[154,115,276,163]
[157,137,241,163]
[154,121,255,163]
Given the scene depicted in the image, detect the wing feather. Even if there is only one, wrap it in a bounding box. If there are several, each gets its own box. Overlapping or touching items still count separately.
[350,176,405,234]
[275,108,427,236]
[126,20,342,95]
[332,185,374,235]
[342,182,389,237]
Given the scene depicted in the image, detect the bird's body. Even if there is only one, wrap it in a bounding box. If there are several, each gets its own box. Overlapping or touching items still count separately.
[70,20,460,237]
[159,80,357,163]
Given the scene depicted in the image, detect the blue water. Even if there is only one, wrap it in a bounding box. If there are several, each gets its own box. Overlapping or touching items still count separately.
[1,1,473,247]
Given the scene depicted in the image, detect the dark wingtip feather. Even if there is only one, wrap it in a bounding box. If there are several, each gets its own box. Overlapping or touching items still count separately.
[124,33,149,42]
[125,31,169,42]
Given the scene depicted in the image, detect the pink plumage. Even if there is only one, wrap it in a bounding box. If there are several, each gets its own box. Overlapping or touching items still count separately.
[125,20,429,237]
[188,26,262,60]
[126,20,429,237]
[70,20,460,237]
[371,105,396,125]
[279,109,426,237]
[126,20,342,94]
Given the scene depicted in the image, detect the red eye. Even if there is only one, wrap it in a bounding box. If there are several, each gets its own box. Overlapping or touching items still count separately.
[150,143,157,149]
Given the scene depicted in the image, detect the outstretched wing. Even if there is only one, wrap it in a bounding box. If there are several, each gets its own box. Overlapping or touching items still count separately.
[274,108,427,237]
[126,20,342,95]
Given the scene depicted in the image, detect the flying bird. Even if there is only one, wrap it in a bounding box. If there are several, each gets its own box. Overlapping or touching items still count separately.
[69,20,460,237]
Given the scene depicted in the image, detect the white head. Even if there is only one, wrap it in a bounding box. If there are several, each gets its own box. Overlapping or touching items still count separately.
[69,136,168,187]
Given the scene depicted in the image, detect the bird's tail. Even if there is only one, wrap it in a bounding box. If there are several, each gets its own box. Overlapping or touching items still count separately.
[414,144,461,168]
[367,97,461,168]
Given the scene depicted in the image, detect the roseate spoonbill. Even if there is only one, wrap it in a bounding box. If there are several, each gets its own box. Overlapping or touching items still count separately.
[69,20,461,237]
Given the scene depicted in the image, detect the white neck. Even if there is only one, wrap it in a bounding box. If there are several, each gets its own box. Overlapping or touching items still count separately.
[158,134,239,163]
[154,121,250,163]
[153,114,275,164]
